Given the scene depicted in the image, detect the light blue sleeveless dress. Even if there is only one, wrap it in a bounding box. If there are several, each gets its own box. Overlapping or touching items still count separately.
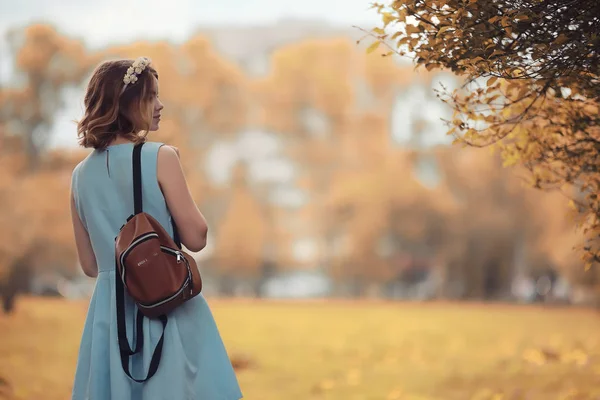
[70,142,243,400]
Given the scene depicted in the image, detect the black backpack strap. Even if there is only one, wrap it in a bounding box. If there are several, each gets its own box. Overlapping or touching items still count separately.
[115,263,167,383]
[114,141,168,383]
[172,219,182,249]
[133,143,144,215]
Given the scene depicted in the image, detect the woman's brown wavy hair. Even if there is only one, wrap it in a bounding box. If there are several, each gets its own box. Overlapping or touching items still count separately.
[77,59,158,150]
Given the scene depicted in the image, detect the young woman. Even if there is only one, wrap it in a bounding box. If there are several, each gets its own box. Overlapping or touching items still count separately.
[70,57,242,400]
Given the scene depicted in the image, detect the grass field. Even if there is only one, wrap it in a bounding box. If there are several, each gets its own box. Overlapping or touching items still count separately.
[1,297,600,400]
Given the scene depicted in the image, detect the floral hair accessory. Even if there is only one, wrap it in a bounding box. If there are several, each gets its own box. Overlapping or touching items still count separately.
[121,57,151,94]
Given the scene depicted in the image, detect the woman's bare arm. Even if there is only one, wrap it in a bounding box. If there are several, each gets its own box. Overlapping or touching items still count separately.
[70,193,98,278]
[157,145,208,252]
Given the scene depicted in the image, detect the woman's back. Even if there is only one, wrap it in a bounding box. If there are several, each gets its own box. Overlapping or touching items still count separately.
[72,142,174,271]
[71,142,242,400]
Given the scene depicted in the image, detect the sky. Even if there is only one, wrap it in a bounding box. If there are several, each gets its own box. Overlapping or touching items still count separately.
[1,0,381,48]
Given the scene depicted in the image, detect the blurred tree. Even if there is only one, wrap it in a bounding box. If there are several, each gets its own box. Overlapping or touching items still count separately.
[0,24,91,170]
[252,39,355,277]
[180,36,248,138]
[0,25,91,307]
[253,38,356,135]
[436,145,581,298]
[213,163,268,295]
[0,148,81,312]
[1,254,31,313]
[254,39,414,278]
[325,114,455,296]
[367,0,600,266]
[177,35,250,233]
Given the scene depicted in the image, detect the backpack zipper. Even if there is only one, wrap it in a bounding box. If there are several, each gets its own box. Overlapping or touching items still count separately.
[120,237,194,308]
[160,246,194,296]
[137,246,192,309]
[136,274,191,309]
[119,232,159,283]
[136,246,192,309]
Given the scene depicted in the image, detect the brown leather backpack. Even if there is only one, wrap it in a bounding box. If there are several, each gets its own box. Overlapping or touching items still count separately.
[114,142,202,382]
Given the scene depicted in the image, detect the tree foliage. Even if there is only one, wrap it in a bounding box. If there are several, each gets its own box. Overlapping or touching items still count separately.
[0,25,91,283]
[213,164,267,280]
[0,24,92,170]
[367,0,600,263]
